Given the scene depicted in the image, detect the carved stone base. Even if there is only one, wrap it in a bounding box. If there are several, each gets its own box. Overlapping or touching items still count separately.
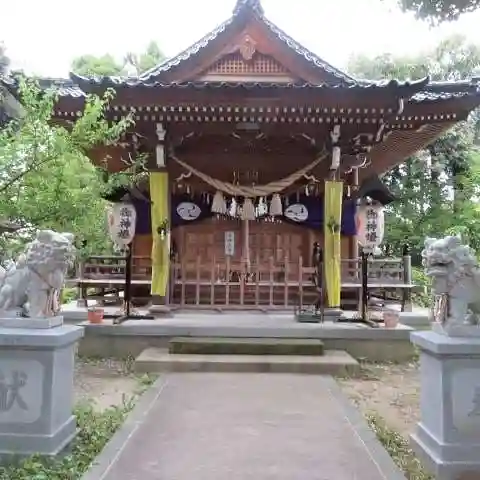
[323,308,343,322]
[148,304,173,318]
[0,323,84,459]
[410,331,480,480]
[0,315,63,329]
[432,322,480,338]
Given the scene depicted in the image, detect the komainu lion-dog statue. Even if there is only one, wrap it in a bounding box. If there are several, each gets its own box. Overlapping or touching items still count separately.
[422,236,480,333]
[0,230,75,318]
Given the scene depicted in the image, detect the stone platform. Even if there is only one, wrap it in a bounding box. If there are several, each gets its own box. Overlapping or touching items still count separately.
[135,348,359,375]
[83,373,405,480]
[60,306,418,362]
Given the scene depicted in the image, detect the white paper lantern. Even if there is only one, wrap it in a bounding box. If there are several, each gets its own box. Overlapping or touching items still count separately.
[355,203,385,249]
[107,202,137,247]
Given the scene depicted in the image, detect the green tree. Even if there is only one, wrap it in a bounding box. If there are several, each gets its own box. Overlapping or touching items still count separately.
[396,0,480,23]
[71,41,165,77]
[0,77,135,258]
[0,42,9,76]
[348,35,480,259]
[126,41,165,74]
[71,54,123,77]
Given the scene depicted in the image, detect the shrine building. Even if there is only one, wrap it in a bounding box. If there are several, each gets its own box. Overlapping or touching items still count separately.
[11,0,480,312]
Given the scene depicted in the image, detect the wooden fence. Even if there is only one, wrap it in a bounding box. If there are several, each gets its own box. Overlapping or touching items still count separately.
[71,254,413,311]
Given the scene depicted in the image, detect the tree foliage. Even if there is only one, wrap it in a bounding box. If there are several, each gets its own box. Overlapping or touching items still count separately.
[0,42,9,76]
[0,78,135,258]
[348,35,480,261]
[71,41,165,77]
[71,54,124,77]
[125,41,165,75]
[397,0,480,23]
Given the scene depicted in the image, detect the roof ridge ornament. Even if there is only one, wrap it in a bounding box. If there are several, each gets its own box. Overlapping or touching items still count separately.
[233,0,264,16]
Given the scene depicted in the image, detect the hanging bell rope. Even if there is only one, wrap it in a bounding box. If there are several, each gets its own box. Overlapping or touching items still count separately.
[170,151,327,198]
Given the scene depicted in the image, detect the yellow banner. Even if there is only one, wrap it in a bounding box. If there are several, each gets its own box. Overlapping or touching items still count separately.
[149,172,169,296]
[324,180,343,307]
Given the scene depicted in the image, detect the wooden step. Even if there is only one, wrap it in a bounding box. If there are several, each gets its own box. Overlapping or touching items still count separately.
[169,337,325,356]
[135,348,360,376]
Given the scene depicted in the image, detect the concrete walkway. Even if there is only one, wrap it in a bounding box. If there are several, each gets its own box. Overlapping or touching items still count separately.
[84,374,405,480]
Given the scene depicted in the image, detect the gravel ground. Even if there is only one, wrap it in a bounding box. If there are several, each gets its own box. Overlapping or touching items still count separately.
[338,362,420,437]
[74,358,143,411]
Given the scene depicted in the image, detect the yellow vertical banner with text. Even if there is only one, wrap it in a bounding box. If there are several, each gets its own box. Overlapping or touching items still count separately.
[324,180,343,308]
[149,172,169,296]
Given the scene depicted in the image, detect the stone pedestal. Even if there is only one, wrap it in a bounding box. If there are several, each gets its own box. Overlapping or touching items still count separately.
[148,295,172,318]
[410,330,480,480]
[0,316,84,459]
[323,308,343,322]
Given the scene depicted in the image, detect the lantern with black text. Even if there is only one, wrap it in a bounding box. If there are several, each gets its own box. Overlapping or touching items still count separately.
[355,202,385,250]
[107,202,137,247]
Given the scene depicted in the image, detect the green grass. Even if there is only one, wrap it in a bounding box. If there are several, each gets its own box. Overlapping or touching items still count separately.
[0,400,132,479]
[0,371,158,480]
[366,412,433,480]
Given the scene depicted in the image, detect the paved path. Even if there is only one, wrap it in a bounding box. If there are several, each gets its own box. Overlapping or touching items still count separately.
[84,374,404,480]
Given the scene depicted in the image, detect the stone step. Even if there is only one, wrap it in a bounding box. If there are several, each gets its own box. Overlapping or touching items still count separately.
[169,337,325,356]
[135,348,360,376]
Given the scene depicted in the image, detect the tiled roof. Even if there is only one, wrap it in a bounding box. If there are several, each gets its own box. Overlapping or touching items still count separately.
[67,76,431,92]
[0,74,16,93]
[410,80,480,103]
[259,14,356,84]
[233,0,264,15]
[1,75,84,98]
[5,73,480,108]
[138,18,234,82]
[136,0,355,84]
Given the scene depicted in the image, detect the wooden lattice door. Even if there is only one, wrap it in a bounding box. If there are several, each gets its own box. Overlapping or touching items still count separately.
[248,222,306,279]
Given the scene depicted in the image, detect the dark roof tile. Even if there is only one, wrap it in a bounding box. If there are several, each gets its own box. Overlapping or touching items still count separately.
[67,76,431,92]
[259,15,355,84]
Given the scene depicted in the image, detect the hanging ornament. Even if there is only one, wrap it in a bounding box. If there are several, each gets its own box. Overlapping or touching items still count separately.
[269,193,283,217]
[230,197,238,217]
[257,197,267,217]
[241,198,256,221]
[211,190,227,215]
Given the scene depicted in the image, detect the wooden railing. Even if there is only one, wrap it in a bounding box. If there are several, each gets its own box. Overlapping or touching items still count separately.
[76,255,152,280]
[71,254,413,310]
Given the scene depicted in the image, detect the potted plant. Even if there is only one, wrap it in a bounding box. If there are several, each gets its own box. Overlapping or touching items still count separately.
[383,309,399,328]
[87,305,104,324]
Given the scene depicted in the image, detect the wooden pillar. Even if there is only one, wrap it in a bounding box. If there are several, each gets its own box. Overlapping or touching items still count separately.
[402,244,413,312]
[76,260,88,307]
[242,219,250,271]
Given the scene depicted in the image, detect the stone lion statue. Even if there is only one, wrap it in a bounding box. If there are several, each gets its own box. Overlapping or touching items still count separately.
[422,236,480,329]
[0,230,75,318]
